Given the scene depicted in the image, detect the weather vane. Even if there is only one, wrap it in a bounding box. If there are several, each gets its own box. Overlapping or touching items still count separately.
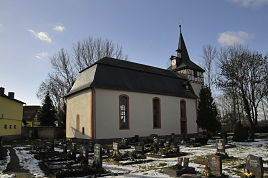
[179,24,182,34]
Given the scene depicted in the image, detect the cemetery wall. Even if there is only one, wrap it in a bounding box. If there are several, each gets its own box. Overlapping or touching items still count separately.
[94,88,198,139]
[21,127,65,139]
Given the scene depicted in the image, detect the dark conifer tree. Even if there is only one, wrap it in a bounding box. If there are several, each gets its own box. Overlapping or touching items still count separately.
[38,93,57,126]
[197,86,221,133]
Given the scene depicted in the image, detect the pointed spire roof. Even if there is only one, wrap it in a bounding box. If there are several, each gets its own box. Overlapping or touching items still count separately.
[176,25,190,60]
[171,25,205,72]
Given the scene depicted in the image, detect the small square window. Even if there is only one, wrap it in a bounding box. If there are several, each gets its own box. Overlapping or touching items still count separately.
[194,71,198,78]
[9,125,12,129]
[4,124,7,129]
[14,125,16,129]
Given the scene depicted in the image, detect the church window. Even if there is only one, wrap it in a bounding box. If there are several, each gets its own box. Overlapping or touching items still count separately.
[119,95,129,129]
[153,97,161,129]
[180,100,187,134]
[82,127,85,135]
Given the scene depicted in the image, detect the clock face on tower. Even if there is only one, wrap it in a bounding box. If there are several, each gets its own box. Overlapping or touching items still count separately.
[172,59,176,66]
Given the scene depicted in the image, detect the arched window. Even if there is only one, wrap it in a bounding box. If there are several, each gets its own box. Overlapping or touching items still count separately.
[119,95,129,129]
[153,97,161,129]
[76,114,80,131]
[180,100,187,134]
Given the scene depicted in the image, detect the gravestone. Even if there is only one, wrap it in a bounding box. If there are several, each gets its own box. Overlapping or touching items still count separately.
[84,146,89,164]
[177,157,183,167]
[71,143,77,160]
[183,157,189,167]
[112,142,119,156]
[135,142,144,154]
[63,144,67,155]
[170,133,175,142]
[133,135,139,143]
[164,140,170,147]
[216,139,225,154]
[245,154,264,178]
[208,155,222,177]
[49,141,55,152]
[93,144,102,168]
[121,138,128,146]
[88,141,94,152]
[152,137,160,152]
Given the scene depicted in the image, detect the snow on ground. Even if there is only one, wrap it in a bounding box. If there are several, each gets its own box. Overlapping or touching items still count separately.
[14,146,45,177]
[103,139,268,177]
[0,148,10,173]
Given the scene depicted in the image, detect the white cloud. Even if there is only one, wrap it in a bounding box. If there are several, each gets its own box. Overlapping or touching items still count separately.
[28,29,52,43]
[53,25,65,32]
[35,52,49,59]
[217,31,251,46]
[229,0,268,7]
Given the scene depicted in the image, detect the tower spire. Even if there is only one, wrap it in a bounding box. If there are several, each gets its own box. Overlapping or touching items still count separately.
[176,25,190,60]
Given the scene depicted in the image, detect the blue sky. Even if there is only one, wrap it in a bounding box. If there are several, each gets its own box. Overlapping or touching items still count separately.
[0,0,267,105]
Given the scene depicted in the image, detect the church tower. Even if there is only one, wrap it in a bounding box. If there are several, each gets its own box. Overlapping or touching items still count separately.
[169,26,205,97]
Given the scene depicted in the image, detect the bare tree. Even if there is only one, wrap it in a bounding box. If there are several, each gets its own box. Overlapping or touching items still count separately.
[37,36,127,126]
[218,45,268,135]
[202,45,217,89]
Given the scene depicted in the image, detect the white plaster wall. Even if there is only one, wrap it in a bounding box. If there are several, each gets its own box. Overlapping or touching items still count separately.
[66,89,92,139]
[95,88,197,139]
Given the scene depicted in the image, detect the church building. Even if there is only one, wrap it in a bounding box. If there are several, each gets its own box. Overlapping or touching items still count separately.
[66,30,204,140]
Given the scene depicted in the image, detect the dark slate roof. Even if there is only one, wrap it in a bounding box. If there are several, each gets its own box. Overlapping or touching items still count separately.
[66,57,197,99]
[23,106,41,122]
[175,57,205,72]
[0,94,25,104]
[171,32,205,72]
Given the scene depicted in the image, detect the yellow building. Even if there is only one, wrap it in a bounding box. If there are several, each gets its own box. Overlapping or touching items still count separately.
[0,87,24,139]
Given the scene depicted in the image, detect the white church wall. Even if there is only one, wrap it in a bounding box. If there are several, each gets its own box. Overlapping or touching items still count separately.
[66,89,93,139]
[94,88,197,139]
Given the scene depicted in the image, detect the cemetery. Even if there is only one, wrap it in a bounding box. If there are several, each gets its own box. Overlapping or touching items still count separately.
[0,133,268,177]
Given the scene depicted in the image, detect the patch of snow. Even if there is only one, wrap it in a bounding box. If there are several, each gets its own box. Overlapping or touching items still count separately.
[0,174,15,178]
[14,146,45,177]
[0,149,10,173]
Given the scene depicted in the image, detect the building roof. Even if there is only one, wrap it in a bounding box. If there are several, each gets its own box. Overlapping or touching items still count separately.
[23,105,41,122]
[66,57,197,99]
[0,93,25,104]
[171,31,205,72]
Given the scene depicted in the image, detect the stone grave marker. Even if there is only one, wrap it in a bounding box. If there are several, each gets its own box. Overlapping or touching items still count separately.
[71,143,77,160]
[85,146,89,164]
[208,155,222,177]
[121,138,128,146]
[112,142,119,156]
[88,141,94,152]
[216,139,225,154]
[93,144,102,168]
[164,140,170,147]
[183,157,189,167]
[63,143,67,155]
[177,157,183,167]
[245,154,264,178]
[170,133,175,142]
[133,135,139,143]
[135,142,144,154]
